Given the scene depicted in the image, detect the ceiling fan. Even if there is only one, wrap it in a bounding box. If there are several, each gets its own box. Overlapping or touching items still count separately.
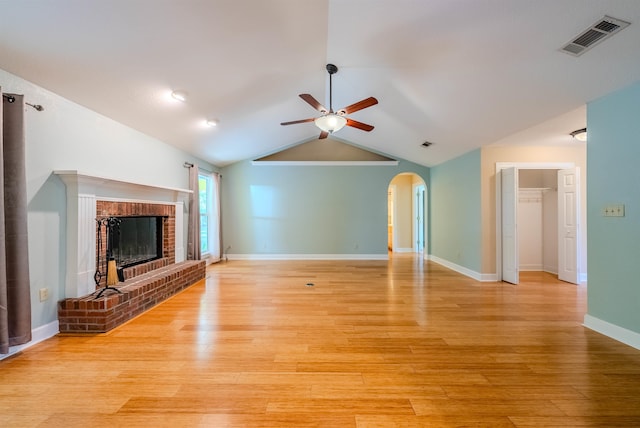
[280,63,378,139]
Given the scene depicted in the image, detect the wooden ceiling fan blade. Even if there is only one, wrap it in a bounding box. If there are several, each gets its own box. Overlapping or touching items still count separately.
[338,97,378,115]
[346,118,374,132]
[280,118,316,126]
[299,94,327,113]
[319,131,329,139]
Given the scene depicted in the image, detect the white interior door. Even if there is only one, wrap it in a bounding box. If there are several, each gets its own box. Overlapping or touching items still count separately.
[558,168,580,284]
[502,167,519,284]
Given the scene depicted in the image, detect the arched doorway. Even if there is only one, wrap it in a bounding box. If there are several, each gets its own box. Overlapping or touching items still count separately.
[388,173,427,255]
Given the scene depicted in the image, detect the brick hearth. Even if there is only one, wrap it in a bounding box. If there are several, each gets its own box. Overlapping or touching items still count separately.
[58,260,205,333]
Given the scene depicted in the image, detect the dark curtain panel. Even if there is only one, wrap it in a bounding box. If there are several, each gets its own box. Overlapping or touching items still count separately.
[0,91,32,354]
[186,164,201,261]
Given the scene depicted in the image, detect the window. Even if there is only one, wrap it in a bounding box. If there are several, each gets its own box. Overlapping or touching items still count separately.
[197,171,220,261]
[198,174,211,254]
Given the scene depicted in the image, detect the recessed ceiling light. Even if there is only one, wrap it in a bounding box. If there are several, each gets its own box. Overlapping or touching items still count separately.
[205,119,219,127]
[171,90,187,102]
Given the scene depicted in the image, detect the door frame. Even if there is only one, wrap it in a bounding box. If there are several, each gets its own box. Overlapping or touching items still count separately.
[388,174,428,255]
[495,162,574,282]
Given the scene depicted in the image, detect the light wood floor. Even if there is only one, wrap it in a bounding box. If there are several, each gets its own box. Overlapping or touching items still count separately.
[2,255,640,427]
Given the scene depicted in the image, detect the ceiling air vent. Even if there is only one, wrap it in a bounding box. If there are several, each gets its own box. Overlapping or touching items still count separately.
[561,15,630,56]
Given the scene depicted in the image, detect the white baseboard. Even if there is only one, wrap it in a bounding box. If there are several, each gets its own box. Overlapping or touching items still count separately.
[201,254,222,266]
[1,320,59,360]
[583,314,640,350]
[520,264,543,271]
[428,255,496,282]
[227,253,389,261]
[393,247,414,253]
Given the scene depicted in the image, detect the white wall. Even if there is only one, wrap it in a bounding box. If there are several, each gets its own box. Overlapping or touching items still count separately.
[517,170,559,274]
[518,189,543,271]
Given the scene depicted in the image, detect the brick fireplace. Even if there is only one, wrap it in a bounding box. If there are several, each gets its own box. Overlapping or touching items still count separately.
[55,170,205,333]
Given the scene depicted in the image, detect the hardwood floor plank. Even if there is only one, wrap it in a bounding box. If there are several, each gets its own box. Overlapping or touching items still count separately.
[410,398,566,417]
[202,413,357,427]
[550,398,640,417]
[310,384,447,400]
[356,414,517,427]
[508,415,640,427]
[266,398,415,415]
[442,385,586,400]
[39,413,206,428]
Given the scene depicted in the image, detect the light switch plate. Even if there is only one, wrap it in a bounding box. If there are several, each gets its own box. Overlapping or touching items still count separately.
[603,204,625,217]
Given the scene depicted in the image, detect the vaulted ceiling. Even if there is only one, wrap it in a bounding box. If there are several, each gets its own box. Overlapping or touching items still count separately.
[2,1,640,167]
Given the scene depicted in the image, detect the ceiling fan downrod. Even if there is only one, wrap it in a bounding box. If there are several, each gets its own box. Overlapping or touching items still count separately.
[326,63,338,113]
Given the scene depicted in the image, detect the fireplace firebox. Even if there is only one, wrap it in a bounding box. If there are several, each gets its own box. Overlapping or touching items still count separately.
[94,200,176,288]
[112,216,163,268]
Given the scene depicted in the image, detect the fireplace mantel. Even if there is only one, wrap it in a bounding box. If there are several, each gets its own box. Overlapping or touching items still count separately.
[55,170,189,298]
[54,170,192,198]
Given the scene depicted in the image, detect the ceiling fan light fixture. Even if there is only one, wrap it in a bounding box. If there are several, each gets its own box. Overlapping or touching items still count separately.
[570,128,587,141]
[314,113,347,133]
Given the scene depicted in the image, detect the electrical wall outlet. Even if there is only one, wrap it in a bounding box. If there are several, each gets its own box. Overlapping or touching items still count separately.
[39,288,49,302]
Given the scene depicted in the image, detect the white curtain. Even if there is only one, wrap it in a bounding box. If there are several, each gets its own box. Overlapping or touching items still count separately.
[210,172,221,262]
[187,164,201,261]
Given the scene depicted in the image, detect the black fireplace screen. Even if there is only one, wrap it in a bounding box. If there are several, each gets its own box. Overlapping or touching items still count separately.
[112,216,163,268]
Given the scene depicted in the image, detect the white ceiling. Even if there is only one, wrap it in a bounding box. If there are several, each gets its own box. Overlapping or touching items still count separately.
[2,0,640,167]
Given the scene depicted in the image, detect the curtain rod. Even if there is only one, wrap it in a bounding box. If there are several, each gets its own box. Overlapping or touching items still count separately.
[184,161,217,176]
[2,93,44,111]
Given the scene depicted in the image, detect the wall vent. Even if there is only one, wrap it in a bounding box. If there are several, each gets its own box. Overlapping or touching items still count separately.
[561,15,630,56]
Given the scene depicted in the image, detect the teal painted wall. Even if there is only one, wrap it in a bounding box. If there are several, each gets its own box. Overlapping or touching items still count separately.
[221,160,429,256]
[587,80,640,333]
[430,149,482,272]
